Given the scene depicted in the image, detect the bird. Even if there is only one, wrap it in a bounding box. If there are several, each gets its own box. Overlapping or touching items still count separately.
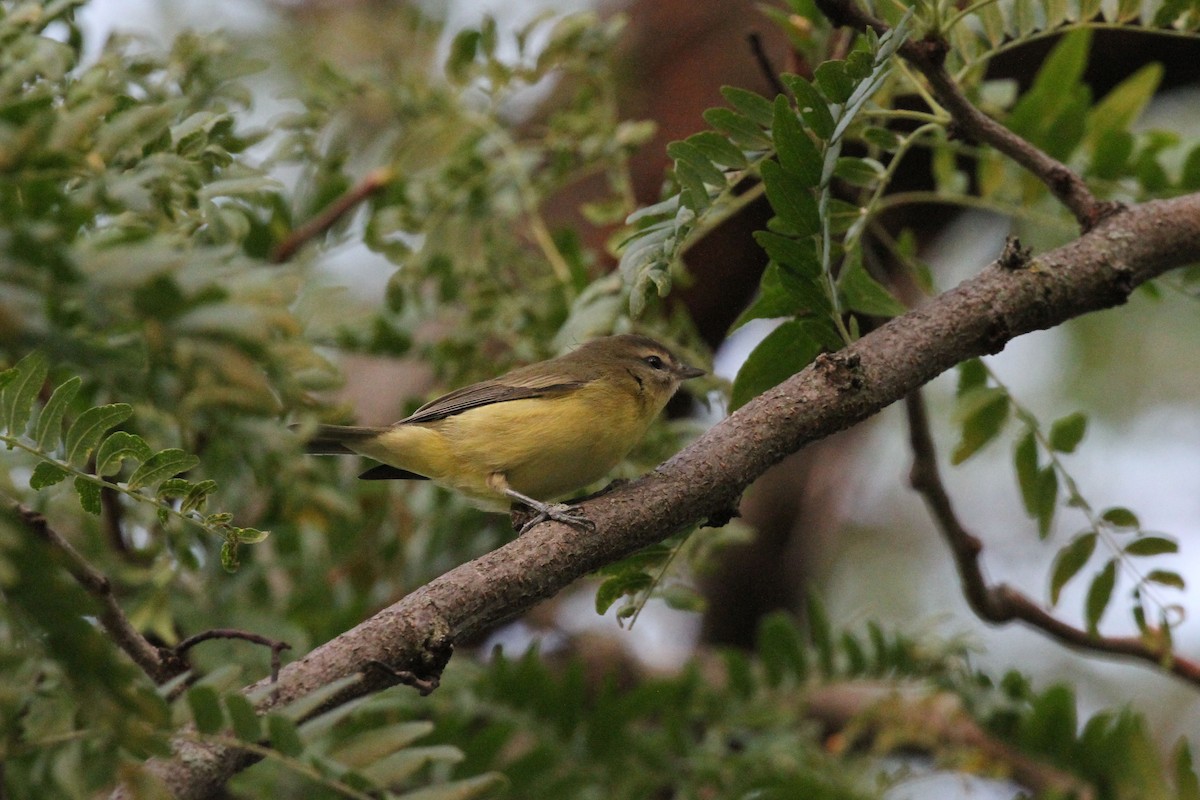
[300,334,705,532]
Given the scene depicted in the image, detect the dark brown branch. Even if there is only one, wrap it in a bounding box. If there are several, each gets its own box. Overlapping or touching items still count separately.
[7,500,179,683]
[807,681,1095,800]
[113,193,1200,800]
[269,167,394,263]
[175,629,292,684]
[903,390,1200,683]
[748,31,788,97]
[814,0,1120,231]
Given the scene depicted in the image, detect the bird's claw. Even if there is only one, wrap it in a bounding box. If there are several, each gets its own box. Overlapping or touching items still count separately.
[516,502,596,535]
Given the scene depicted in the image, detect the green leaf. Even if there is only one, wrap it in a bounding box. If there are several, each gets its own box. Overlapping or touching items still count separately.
[75,477,101,515]
[1174,741,1200,800]
[675,160,711,213]
[332,722,435,767]
[127,449,200,491]
[731,262,830,330]
[756,611,808,685]
[181,480,218,514]
[862,126,901,152]
[838,253,906,317]
[1049,532,1096,606]
[1101,506,1139,529]
[844,49,874,80]
[1084,558,1117,635]
[187,686,225,735]
[235,527,270,545]
[951,388,1009,464]
[1007,30,1091,143]
[781,74,835,139]
[720,86,776,127]
[1181,143,1200,191]
[1124,536,1178,556]
[1089,129,1133,180]
[771,95,821,186]
[956,359,987,396]
[841,632,867,675]
[702,107,771,150]
[361,746,465,786]
[1035,466,1058,539]
[1146,569,1185,590]
[833,156,885,187]
[95,431,153,477]
[595,571,652,615]
[446,28,480,82]
[685,130,748,168]
[1014,429,1039,515]
[1086,63,1162,144]
[30,461,69,489]
[754,230,820,278]
[1147,568,1185,594]
[34,376,81,451]
[731,319,839,410]
[266,714,304,757]
[1,352,48,438]
[1048,412,1087,453]
[391,773,504,800]
[805,593,834,676]
[226,693,261,742]
[760,159,819,235]
[814,60,855,103]
[666,140,727,187]
[64,404,133,466]
[272,675,362,723]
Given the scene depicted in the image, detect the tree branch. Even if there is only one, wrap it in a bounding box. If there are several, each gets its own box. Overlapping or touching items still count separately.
[814,0,1120,230]
[269,168,394,263]
[904,390,1200,683]
[807,681,1095,799]
[112,193,1200,799]
[7,500,180,683]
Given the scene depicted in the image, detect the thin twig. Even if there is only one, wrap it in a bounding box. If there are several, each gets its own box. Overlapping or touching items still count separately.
[5,499,178,683]
[903,390,1200,685]
[747,31,788,97]
[175,629,292,684]
[814,0,1121,231]
[270,167,394,263]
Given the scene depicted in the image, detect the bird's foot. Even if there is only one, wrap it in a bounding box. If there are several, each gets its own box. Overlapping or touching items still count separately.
[507,491,596,535]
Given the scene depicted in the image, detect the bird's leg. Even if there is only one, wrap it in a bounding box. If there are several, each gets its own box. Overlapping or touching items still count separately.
[487,473,595,534]
[489,473,595,535]
[506,488,596,535]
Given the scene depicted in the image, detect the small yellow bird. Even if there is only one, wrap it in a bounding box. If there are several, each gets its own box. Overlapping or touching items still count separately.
[302,334,704,531]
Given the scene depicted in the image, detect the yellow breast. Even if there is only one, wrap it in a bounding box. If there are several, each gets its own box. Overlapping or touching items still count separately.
[351,381,654,509]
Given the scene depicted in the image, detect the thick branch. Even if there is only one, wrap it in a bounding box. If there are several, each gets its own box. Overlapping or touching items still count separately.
[815,0,1119,230]
[116,193,1200,800]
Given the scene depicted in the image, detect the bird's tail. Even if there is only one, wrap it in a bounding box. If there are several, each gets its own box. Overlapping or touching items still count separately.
[299,424,387,455]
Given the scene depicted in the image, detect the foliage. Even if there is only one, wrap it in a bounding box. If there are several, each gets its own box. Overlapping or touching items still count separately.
[950,358,1186,643]
[399,610,1200,800]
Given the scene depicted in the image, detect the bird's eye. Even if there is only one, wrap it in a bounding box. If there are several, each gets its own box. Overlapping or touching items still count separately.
[643,354,666,370]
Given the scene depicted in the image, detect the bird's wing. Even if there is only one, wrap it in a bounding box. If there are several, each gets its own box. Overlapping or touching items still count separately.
[397,371,588,425]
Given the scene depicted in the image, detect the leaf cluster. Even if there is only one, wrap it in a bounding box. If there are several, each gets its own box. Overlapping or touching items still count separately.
[951,359,1186,644]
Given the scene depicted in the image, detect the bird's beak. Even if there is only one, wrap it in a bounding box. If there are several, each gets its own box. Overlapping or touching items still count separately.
[675,364,706,380]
